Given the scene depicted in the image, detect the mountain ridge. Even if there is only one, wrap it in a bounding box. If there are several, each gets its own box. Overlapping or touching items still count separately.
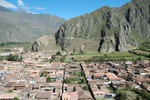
[0,6,65,43]
[55,0,150,53]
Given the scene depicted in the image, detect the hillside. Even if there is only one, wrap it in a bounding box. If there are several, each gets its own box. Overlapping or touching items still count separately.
[55,0,150,53]
[0,6,65,43]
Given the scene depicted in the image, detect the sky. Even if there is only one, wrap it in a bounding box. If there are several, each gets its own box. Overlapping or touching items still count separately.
[0,0,131,19]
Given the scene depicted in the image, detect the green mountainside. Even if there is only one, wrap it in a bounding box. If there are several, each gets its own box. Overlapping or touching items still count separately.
[0,6,65,43]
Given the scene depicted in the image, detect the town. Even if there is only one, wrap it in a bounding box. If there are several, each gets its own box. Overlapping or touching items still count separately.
[0,48,150,100]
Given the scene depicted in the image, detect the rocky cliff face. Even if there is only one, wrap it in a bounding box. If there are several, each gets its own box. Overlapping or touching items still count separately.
[55,0,150,53]
[0,6,65,43]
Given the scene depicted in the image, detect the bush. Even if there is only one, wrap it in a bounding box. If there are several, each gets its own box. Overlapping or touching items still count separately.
[131,89,150,100]
[7,54,22,62]
[115,90,127,100]
[82,85,89,91]
[40,72,48,77]
[56,51,61,55]
[14,97,19,100]
[46,76,52,83]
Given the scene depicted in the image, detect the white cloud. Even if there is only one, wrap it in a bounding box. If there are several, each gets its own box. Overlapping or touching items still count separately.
[17,0,24,7]
[0,0,17,9]
[36,7,45,10]
[30,12,36,14]
[17,0,31,13]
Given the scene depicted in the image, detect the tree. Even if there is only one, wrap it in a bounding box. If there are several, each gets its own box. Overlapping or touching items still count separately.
[46,76,52,83]
[14,97,19,100]
[82,85,89,91]
[32,41,38,52]
[136,95,142,100]
[115,90,127,100]
[73,86,76,92]
[60,56,65,62]
[7,54,22,62]
[40,72,47,77]
[56,51,61,55]
[80,78,86,84]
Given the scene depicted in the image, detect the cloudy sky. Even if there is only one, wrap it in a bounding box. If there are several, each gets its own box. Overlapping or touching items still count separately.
[0,0,131,19]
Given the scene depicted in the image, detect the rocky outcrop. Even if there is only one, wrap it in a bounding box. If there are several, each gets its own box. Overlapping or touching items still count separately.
[33,34,60,51]
[55,0,150,53]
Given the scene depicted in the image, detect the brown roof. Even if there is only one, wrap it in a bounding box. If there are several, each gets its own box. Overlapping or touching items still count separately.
[62,92,78,100]
[0,93,17,99]
[93,73,105,77]
[14,81,27,87]
[105,72,119,80]
[36,92,52,99]
[78,91,92,99]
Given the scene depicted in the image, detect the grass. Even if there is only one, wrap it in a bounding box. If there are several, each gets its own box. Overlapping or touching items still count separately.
[0,42,32,52]
[67,52,149,62]
[131,50,150,55]
[129,49,150,58]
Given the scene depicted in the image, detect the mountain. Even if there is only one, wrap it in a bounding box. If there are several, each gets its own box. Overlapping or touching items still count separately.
[55,0,150,53]
[0,6,65,43]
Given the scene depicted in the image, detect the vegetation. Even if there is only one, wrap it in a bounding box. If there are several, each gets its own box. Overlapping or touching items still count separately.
[46,76,52,83]
[139,41,150,52]
[114,87,150,100]
[72,71,84,77]
[131,88,150,100]
[68,52,149,62]
[14,97,19,100]
[0,42,32,52]
[64,77,78,84]
[73,86,76,92]
[129,50,150,58]
[115,90,127,100]
[40,72,48,77]
[32,41,38,52]
[56,51,61,56]
[7,54,22,62]
[82,85,89,91]
[0,56,5,61]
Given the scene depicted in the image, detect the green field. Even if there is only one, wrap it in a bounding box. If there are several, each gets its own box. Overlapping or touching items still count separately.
[0,42,32,52]
[67,52,149,62]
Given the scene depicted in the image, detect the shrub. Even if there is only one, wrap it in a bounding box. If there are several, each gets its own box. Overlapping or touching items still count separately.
[7,54,22,62]
[46,76,52,83]
[14,97,19,100]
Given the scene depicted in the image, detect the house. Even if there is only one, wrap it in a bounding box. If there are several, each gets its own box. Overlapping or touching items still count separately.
[92,73,105,79]
[78,91,93,100]
[36,77,46,83]
[93,90,106,98]
[0,93,18,100]
[133,77,149,85]
[142,83,150,91]
[5,82,16,89]
[105,72,120,81]
[62,91,78,100]
[35,92,53,100]
[14,81,27,90]
[62,91,93,100]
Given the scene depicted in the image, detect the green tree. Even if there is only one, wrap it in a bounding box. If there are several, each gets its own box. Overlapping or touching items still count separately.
[82,85,89,91]
[73,86,76,92]
[115,90,127,100]
[136,95,142,100]
[14,97,19,100]
[56,51,61,55]
[7,54,22,62]
[60,56,65,62]
[46,76,52,83]
[32,41,38,52]
[40,72,47,77]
